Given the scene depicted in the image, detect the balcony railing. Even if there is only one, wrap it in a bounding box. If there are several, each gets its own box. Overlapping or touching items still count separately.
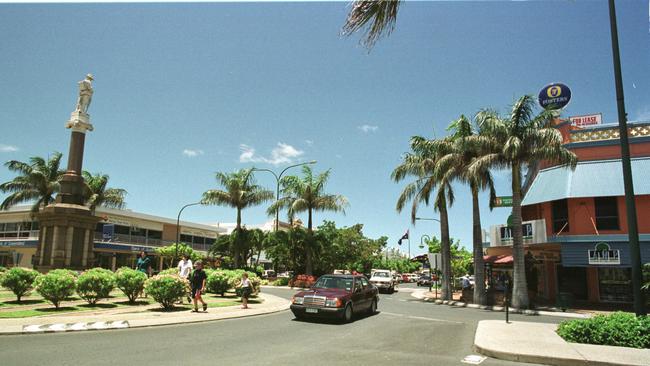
[488,219,547,247]
[93,232,210,252]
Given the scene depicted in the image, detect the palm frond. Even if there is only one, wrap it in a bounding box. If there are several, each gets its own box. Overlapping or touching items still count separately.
[341,0,401,49]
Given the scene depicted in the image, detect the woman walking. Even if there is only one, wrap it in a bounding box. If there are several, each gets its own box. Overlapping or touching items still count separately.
[240,272,252,309]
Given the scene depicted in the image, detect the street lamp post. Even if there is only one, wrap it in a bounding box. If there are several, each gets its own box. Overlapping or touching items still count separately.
[416,217,441,296]
[252,160,317,231]
[175,202,203,264]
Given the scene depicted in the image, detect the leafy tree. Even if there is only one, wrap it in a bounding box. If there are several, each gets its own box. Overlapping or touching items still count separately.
[156,243,201,268]
[392,136,454,300]
[0,267,39,302]
[426,236,472,279]
[202,169,274,267]
[0,152,64,213]
[471,95,577,308]
[114,267,147,304]
[82,171,127,214]
[268,166,348,275]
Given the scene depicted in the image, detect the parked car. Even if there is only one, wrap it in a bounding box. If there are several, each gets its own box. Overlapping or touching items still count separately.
[290,274,378,323]
[407,273,419,283]
[417,275,432,287]
[262,270,276,280]
[369,270,396,293]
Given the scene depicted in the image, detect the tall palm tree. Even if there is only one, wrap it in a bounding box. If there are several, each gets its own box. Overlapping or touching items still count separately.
[470,95,577,308]
[202,169,274,268]
[437,115,496,305]
[342,0,401,49]
[392,136,454,300]
[82,171,127,214]
[268,166,348,275]
[0,152,64,214]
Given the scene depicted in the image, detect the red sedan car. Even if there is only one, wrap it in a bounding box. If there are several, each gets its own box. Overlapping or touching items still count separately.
[290,274,379,323]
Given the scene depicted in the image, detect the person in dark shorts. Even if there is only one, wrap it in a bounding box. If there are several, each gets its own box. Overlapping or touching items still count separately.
[190,260,208,312]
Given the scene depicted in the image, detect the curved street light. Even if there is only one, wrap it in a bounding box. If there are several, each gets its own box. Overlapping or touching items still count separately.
[175,202,203,264]
[252,160,317,231]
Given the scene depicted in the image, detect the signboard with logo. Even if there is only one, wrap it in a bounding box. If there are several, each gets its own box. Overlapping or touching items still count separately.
[570,113,602,128]
[102,224,115,241]
[538,82,572,110]
[493,196,513,207]
[588,242,620,265]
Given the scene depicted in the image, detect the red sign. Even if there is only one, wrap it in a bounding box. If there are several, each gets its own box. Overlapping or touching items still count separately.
[570,113,602,127]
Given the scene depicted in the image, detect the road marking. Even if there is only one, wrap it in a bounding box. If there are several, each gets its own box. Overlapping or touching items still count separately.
[22,320,130,333]
[461,355,487,364]
[379,311,463,324]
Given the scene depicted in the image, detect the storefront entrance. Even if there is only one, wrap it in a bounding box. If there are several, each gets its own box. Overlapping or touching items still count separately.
[557,266,588,301]
[598,267,632,303]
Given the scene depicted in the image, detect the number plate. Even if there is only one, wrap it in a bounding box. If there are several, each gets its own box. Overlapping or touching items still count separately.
[305,308,318,314]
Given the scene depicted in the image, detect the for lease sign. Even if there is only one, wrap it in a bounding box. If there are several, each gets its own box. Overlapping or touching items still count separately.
[570,113,602,127]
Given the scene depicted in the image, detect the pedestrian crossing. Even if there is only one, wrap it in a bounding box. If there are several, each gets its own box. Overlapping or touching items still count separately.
[22,320,129,333]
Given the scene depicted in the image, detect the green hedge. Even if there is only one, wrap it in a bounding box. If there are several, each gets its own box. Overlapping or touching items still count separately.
[557,312,650,349]
[76,268,115,305]
[1,267,39,302]
[35,269,77,309]
[145,274,189,310]
[273,277,289,286]
[115,267,147,304]
[204,269,260,296]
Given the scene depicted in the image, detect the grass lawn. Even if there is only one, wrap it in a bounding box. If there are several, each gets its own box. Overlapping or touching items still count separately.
[0,298,155,318]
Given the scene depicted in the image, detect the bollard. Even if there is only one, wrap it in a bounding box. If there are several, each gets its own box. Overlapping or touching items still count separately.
[505,279,510,323]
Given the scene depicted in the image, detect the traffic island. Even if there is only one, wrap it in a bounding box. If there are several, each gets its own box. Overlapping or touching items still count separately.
[474,320,650,366]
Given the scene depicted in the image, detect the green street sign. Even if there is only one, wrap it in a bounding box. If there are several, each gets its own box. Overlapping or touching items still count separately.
[494,196,513,207]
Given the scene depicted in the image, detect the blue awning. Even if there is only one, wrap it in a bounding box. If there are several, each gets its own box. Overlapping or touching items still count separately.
[522,158,650,206]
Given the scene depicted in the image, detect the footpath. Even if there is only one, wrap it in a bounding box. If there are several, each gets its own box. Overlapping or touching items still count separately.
[0,293,290,335]
[409,290,650,366]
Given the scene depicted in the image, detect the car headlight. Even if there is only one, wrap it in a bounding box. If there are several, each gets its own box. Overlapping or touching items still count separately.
[325,298,342,308]
[292,296,304,305]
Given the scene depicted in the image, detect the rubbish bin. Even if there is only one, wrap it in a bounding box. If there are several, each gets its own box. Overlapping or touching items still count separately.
[556,292,574,312]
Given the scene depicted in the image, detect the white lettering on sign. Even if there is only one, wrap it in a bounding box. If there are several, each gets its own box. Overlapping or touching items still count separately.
[570,113,602,127]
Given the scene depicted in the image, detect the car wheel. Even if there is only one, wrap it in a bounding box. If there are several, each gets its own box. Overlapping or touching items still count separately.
[342,304,353,323]
[367,298,377,315]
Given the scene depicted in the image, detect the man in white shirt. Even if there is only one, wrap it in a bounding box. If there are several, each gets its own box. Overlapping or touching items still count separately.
[177,255,193,303]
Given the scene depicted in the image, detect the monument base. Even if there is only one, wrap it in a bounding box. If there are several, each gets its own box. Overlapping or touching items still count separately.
[34,203,101,271]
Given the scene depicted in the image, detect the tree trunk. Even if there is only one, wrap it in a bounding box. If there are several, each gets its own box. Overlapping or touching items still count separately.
[471,184,487,305]
[234,208,242,268]
[305,208,313,275]
[439,194,453,301]
[511,163,529,309]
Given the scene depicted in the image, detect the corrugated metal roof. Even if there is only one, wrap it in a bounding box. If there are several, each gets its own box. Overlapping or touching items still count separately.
[522,158,650,205]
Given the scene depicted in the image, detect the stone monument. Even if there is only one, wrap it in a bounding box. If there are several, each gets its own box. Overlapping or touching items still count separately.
[34,74,102,271]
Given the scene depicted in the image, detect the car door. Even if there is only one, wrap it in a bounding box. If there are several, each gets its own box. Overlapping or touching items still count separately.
[360,277,374,309]
[351,277,366,312]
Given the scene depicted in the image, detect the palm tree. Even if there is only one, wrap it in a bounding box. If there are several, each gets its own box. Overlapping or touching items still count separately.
[437,115,496,305]
[201,169,274,268]
[342,0,401,49]
[268,166,348,275]
[470,95,577,308]
[0,152,64,214]
[82,171,127,214]
[392,136,454,300]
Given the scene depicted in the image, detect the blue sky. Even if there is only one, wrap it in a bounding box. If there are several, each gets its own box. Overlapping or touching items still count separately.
[0,1,648,257]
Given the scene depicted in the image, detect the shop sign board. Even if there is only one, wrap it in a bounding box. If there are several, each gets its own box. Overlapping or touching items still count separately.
[570,113,602,128]
[538,82,572,110]
[493,196,513,207]
[588,242,620,265]
[102,223,115,241]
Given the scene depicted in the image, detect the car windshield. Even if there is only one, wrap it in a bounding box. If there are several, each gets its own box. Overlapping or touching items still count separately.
[373,272,389,278]
[313,276,353,291]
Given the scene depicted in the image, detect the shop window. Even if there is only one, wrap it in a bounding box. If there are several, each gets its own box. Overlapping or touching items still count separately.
[30,221,38,231]
[551,199,569,233]
[114,225,130,235]
[205,238,215,245]
[5,223,18,232]
[95,223,104,233]
[598,267,632,303]
[595,197,619,230]
[180,234,192,243]
[147,230,162,240]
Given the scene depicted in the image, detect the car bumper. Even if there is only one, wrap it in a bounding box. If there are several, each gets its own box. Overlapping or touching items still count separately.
[290,304,346,318]
[371,283,392,289]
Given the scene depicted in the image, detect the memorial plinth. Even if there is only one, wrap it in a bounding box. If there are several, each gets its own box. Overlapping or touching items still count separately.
[34,75,101,271]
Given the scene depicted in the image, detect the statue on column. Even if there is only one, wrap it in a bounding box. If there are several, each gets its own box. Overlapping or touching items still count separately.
[75,74,94,114]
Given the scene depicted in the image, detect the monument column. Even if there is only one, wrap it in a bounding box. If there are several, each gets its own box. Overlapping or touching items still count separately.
[34,74,102,271]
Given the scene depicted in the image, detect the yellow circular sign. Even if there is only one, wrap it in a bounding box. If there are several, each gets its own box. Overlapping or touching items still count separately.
[547,86,562,98]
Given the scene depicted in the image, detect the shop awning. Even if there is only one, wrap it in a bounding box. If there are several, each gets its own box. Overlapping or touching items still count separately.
[522,157,650,206]
[483,255,513,264]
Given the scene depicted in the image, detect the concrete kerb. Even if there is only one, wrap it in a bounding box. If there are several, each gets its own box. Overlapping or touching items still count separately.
[0,293,291,336]
[473,320,650,366]
[410,290,590,319]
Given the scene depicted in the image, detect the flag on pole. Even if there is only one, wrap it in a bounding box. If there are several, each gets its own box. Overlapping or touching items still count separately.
[397,229,409,245]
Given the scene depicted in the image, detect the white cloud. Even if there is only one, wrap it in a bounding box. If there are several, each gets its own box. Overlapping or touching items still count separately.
[182,149,204,157]
[0,144,18,153]
[239,143,304,165]
[305,139,314,146]
[358,124,379,133]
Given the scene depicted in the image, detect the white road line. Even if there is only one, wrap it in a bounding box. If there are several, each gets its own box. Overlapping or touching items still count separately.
[379,311,464,324]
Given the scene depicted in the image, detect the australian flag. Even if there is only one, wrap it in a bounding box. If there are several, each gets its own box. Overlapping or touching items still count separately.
[397,230,409,245]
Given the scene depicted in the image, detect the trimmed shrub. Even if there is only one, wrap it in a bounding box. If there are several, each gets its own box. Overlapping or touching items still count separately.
[145,274,189,310]
[158,268,179,276]
[76,268,115,305]
[273,277,289,286]
[115,267,147,304]
[0,267,39,302]
[260,279,269,286]
[289,274,317,289]
[557,312,650,349]
[206,271,231,296]
[34,269,77,309]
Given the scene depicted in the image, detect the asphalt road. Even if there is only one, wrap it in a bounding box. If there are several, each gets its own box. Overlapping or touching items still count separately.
[0,283,561,366]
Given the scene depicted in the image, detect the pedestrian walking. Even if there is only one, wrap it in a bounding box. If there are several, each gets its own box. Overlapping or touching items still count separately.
[177,254,193,303]
[190,260,208,313]
[239,272,252,309]
[135,251,152,298]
